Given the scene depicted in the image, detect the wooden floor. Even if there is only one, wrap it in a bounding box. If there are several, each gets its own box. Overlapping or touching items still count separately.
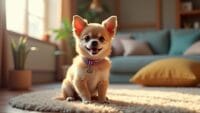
[0,83,131,113]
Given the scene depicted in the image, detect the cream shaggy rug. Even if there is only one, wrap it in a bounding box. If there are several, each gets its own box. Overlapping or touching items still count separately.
[9,86,200,113]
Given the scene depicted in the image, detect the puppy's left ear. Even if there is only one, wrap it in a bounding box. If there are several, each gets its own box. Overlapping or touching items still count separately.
[102,16,117,38]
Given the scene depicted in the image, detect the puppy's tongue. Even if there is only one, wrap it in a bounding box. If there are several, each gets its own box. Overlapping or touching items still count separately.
[91,48,98,55]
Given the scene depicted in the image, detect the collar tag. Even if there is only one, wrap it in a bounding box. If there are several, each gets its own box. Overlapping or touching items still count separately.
[87,66,93,73]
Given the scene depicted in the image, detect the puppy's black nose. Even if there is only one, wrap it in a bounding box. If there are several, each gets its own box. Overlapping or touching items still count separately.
[91,41,98,47]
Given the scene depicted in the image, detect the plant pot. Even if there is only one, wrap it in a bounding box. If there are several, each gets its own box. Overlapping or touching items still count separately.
[9,70,32,90]
[41,34,50,42]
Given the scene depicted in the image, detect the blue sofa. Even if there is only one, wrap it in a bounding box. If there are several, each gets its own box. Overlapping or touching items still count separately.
[110,29,200,83]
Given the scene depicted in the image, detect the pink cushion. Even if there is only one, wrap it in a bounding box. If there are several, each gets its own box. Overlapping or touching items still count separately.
[121,39,153,56]
[184,41,200,55]
[111,34,130,56]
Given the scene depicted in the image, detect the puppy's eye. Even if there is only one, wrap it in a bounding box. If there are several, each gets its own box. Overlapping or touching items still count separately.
[84,35,90,42]
[99,36,105,42]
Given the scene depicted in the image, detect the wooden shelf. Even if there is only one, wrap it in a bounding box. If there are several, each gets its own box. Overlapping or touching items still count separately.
[180,10,200,16]
[176,0,200,28]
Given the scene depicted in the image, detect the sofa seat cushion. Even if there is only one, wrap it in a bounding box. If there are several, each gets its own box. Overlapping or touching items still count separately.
[111,55,200,73]
[132,30,169,54]
[169,29,200,55]
[130,58,200,86]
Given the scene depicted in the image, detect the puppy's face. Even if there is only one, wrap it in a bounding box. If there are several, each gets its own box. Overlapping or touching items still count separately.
[72,15,117,59]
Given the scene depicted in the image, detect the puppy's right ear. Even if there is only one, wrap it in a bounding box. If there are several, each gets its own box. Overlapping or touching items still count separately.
[72,15,88,37]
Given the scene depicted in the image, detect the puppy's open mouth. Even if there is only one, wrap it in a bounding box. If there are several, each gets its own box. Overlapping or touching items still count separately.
[86,47,102,55]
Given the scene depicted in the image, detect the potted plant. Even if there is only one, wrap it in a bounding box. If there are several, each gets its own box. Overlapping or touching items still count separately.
[41,32,50,42]
[9,37,36,90]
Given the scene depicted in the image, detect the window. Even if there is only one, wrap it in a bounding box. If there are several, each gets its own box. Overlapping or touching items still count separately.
[6,0,47,38]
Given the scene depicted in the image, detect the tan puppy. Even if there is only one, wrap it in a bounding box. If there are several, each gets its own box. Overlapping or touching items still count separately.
[56,15,117,104]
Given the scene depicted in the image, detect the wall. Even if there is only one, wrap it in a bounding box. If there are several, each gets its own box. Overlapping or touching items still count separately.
[162,0,176,29]
[7,31,56,84]
[120,0,156,25]
[118,0,176,30]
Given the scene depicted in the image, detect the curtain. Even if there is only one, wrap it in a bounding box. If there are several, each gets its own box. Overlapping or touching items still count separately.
[0,0,8,87]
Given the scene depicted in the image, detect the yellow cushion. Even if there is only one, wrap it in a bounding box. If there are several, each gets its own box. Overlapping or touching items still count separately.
[130,58,200,86]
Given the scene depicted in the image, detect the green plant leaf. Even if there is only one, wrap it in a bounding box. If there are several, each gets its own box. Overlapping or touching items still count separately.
[11,36,32,70]
[22,37,27,44]
[18,37,23,46]
[53,19,72,40]
[63,19,71,31]
[11,38,17,50]
[11,39,18,69]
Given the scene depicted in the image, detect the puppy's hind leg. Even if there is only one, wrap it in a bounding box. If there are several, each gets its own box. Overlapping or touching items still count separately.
[53,79,74,101]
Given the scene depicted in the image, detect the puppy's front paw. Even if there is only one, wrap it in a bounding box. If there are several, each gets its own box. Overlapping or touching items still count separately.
[66,97,75,101]
[82,100,92,104]
[91,96,98,101]
[98,98,109,104]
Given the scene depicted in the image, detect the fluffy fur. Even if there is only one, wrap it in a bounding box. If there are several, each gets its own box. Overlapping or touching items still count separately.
[55,15,117,104]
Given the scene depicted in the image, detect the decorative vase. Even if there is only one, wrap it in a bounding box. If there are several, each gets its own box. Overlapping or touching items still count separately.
[41,34,50,42]
[9,70,32,90]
